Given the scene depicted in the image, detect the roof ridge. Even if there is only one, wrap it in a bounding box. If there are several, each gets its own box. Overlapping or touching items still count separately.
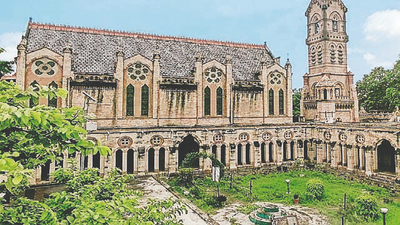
[28,21,269,50]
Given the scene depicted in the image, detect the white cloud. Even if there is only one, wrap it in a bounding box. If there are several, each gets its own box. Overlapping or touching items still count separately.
[363,53,376,64]
[364,10,400,41]
[0,32,23,61]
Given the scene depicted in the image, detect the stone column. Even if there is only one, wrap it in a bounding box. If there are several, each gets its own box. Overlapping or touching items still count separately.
[88,154,93,168]
[226,56,233,124]
[133,150,139,174]
[49,162,56,182]
[229,144,237,169]
[365,148,373,174]
[225,145,230,167]
[265,143,270,163]
[241,145,246,165]
[165,148,170,173]
[16,37,27,88]
[204,146,212,173]
[155,148,159,172]
[347,146,354,170]
[293,141,298,160]
[194,55,203,121]
[216,146,221,162]
[62,45,72,108]
[115,50,124,119]
[285,59,293,117]
[276,141,283,164]
[330,143,336,167]
[122,150,127,174]
[285,142,290,161]
[153,54,161,121]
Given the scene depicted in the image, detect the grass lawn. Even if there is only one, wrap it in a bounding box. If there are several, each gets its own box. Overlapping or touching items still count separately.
[168,170,400,225]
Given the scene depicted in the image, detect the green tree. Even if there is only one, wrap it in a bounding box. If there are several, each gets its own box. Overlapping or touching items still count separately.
[357,59,400,112]
[0,81,110,194]
[292,88,302,116]
[0,47,14,79]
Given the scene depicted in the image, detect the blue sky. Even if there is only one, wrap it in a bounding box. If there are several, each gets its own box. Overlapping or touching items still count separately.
[1,0,400,88]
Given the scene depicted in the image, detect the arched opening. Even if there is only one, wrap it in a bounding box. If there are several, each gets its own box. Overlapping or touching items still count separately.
[178,135,200,167]
[304,140,309,160]
[279,89,284,115]
[283,141,287,161]
[245,143,251,165]
[339,144,343,165]
[41,160,51,181]
[48,81,58,108]
[204,87,211,116]
[237,144,242,165]
[83,155,88,169]
[159,148,165,172]
[261,143,266,163]
[269,89,274,115]
[115,149,123,171]
[290,141,294,160]
[148,148,155,172]
[127,149,134,174]
[29,81,39,108]
[377,140,396,173]
[126,84,134,116]
[212,145,217,156]
[216,87,223,115]
[93,152,101,169]
[141,85,149,116]
[269,142,274,162]
[323,89,328,100]
[221,145,226,166]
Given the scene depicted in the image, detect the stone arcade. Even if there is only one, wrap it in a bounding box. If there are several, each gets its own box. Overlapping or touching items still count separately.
[14,0,400,183]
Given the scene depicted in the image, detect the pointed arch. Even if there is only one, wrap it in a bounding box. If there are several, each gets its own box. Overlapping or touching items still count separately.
[48,81,58,108]
[204,86,211,116]
[29,81,39,108]
[269,89,274,115]
[216,87,223,115]
[279,89,284,115]
[126,84,134,116]
[141,84,149,116]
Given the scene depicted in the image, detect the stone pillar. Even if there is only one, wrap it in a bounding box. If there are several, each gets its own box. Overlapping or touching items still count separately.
[365,148,373,174]
[285,59,293,117]
[241,145,246,165]
[133,150,139,174]
[229,144,237,169]
[153,54,161,121]
[195,55,203,121]
[347,146,354,170]
[204,146,212,173]
[261,61,269,122]
[216,146,221,162]
[276,141,283,164]
[252,144,258,167]
[330,143,336,167]
[226,56,233,124]
[100,156,106,176]
[16,37,27,88]
[88,154,93,168]
[155,148,159,172]
[62,45,72,108]
[49,162,56,182]
[115,50,124,119]
[265,143,270,163]
[293,141,298,160]
[285,142,290,161]
[225,145,230,167]
[165,148,170,173]
[122,150,127,174]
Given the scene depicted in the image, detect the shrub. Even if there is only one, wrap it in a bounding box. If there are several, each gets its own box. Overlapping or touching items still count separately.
[175,168,194,188]
[52,168,74,184]
[306,178,324,201]
[354,195,380,222]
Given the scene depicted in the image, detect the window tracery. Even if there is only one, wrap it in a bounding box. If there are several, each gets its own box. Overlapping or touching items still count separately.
[128,62,150,81]
[118,136,133,148]
[239,133,249,142]
[270,73,283,85]
[204,67,223,83]
[262,132,273,141]
[214,134,224,144]
[32,58,58,76]
[151,135,164,146]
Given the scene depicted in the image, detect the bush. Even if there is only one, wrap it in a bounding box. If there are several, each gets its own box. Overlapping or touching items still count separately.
[354,195,380,222]
[52,168,74,184]
[306,178,324,201]
[175,168,194,188]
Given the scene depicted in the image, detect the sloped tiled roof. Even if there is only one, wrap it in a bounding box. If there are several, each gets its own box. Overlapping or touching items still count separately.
[26,22,274,81]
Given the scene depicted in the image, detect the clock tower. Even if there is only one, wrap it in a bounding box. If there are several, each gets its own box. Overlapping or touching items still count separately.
[302,0,359,123]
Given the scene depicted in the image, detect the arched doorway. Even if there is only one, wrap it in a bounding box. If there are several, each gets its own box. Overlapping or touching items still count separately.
[221,145,226,166]
[41,160,51,181]
[115,149,123,171]
[304,140,309,160]
[290,141,294,160]
[127,149,134,174]
[237,144,242,165]
[159,148,165,172]
[269,142,273,162]
[377,140,396,173]
[178,134,200,167]
[212,145,217,156]
[93,152,101,169]
[148,148,155,172]
[245,143,251,165]
[283,141,287,161]
[261,143,266,163]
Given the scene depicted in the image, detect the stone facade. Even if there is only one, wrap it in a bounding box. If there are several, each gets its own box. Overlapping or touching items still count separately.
[13,0,400,184]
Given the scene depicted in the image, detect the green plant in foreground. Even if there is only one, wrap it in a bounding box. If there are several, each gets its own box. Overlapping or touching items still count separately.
[306,178,325,201]
[354,195,380,222]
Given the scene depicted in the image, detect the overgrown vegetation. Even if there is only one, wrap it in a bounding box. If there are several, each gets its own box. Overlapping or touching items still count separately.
[167,170,400,224]
[0,47,13,79]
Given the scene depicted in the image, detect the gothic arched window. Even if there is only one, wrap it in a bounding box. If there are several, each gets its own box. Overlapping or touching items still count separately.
[126,84,134,116]
[48,81,58,108]
[279,89,284,115]
[315,22,320,34]
[141,85,149,116]
[29,81,39,108]
[269,89,274,115]
[204,87,211,116]
[216,87,223,116]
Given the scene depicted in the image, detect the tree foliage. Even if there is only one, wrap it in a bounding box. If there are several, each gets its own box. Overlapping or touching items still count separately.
[357,59,400,112]
[292,88,302,116]
[0,47,14,79]
[0,81,110,195]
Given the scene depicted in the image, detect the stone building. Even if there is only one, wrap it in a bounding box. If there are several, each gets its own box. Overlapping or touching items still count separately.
[13,0,400,183]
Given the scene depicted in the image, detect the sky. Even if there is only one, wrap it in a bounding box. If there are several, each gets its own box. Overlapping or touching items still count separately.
[1,0,400,88]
